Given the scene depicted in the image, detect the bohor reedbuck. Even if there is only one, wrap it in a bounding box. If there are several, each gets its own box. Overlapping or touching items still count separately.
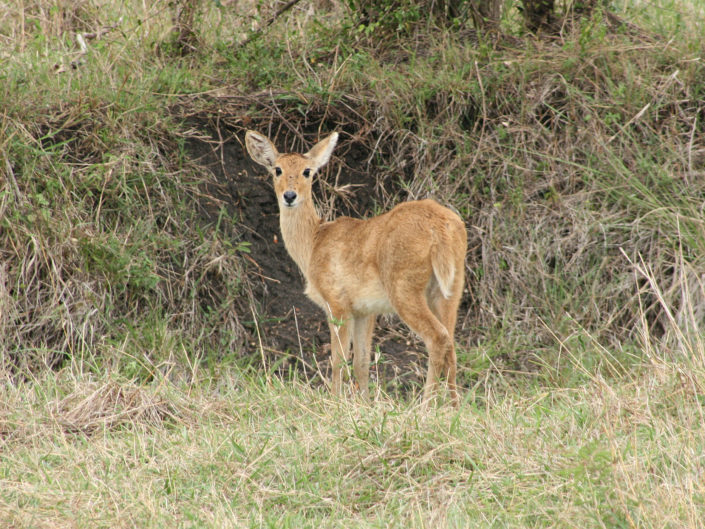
[245,130,467,406]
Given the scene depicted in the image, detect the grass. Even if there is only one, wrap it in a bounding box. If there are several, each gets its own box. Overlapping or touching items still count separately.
[2,0,705,526]
[1,349,703,528]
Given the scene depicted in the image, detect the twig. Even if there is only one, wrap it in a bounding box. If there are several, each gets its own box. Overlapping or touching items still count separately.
[687,114,697,183]
[4,157,21,202]
[241,0,304,47]
[250,305,269,383]
[607,103,650,144]
[81,17,123,41]
[293,306,306,381]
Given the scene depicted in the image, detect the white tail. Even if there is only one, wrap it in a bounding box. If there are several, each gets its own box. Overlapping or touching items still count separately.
[245,130,467,406]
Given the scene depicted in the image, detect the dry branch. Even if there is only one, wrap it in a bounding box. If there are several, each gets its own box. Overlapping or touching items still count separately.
[241,0,305,47]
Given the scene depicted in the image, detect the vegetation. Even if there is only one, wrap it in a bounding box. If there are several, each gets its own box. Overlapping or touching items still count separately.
[2,361,703,527]
[1,0,704,526]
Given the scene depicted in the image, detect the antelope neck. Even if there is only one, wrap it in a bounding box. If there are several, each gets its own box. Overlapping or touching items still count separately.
[279,198,321,275]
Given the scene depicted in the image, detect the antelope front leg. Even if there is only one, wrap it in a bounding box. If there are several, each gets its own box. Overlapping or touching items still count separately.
[352,315,375,400]
[328,315,351,395]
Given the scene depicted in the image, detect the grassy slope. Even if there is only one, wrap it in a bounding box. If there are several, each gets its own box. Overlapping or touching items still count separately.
[2,0,705,527]
[0,1,251,373]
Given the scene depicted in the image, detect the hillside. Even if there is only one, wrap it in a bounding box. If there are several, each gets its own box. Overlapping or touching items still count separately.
[2,1,703,386]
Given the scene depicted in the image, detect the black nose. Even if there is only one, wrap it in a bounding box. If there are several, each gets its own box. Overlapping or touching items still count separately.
[283,190,297,205]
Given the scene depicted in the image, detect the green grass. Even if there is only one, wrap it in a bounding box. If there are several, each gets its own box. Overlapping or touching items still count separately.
[1,353,703,528]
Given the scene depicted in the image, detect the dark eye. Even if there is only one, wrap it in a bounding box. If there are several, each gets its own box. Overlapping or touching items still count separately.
[303,168,311,178]
[275,167,282,176]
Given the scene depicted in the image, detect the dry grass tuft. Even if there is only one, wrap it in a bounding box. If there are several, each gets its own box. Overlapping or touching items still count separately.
[49,379,183,434]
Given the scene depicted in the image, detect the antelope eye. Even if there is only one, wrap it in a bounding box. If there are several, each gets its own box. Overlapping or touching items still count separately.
[303,168,311,178]
[275,167,282,176]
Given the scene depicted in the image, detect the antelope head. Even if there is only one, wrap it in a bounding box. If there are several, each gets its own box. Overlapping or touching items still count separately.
[245,131,338,209]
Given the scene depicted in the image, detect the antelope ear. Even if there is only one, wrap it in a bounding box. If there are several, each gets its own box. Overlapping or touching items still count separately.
[245,131,279,170]
[304,132,338,172]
